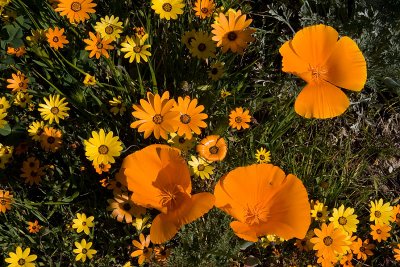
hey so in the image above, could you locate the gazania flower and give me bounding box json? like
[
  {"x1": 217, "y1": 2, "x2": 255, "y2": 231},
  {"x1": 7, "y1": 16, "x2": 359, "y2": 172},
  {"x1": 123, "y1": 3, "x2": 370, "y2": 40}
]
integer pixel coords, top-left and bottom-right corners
[
  {"x1": 40, "y1": 126, "x2": 63, "y2": 152},
  {"x1": 352, "y1": 238, "x2": 374, "y2": 261},
  {"x1": 370, "y1": 223, "x2": 391, "y2": 242},
  {"x1": 370, "y1": 198, "x2": 393, "y2": 225},
  {"x1": 173, "y1": 96, "x2": 208, "y2": 139},
  {"x1": 211, "y1": 10, "x2": 256, "y2": 53},
  {"x1": 214, "y1": 164, "x2": 310, "y2": 242},
  {"x1": 294, "y1": 230, "x2": 314, "y2": 252},
  {"x1": 167, "y1": 132, "x2": 196, "y2": 152},
  {"x1": 7, "y1": 46, "x2": 26, "y2": 57},
  {"x1": 38, "y1": 94, "x2": 70, "y2": 124},
  {"x1": 131, "y1": 233, "x2": 153, "y2": 265},
  {"x1": 94, "y1": 15, "x2": 123, "y2": 41},
  {"x1": 0, "y1": 97, "x2": 10, "y2": 113},
  {"x1": 121, "y1": 34, "x2": 152, "y2": 63},
  {"x1": 279, "y1": 24, "x2": 367, "y2": 119},
  {"x1": 391, "y1": 204, "x2": 400, "y2": 225},
  {"x1": 84, "y1": 32, "x2": 114, "y2": 59},
  {"x1": 93, "y1": 162, "x2": 111, "y2": 174},
  {"x1": 151, "y1": 0, "x2": 185, "y2": 20},
  {"x1": 310, "y1": 223, "x2": 351, "y2": 260},
  {"x1": 208, "y1": 61, "x2": 224, "y2": 80},
  {"x1": 229, "y1": 107, "x2": 251, "y2": 130},
  {"x1": 5, "y1": 247, "x2": 37, "y2": 267},
  {"x1": 311, "y1": 201, "x2": 329, "y2": 222},
  {"x1": 131, "y1": 91, "x2": 179, "y2": 140},
  {"x1": 154, "y1": 245, "x2": 170, "y2": 264},
  {"x1": 190, "y1": 31, "x2": 216, "y2": 59},
  {"x1": 83, "y1": 129, "x2": 123, "y2": 165},
  {"x1": 107, "y1": 194, "x2": 146, "y2": 223},
  {"x1": 182, "y1": 30, "x2": 197, "y2": 50},
  {"x1": 196, "y1": 135, "x2": 227, "y2": 161},
  {"x1": 13, "y1": 91, "x2": 33, "y2": 108},
  {"x1": 46, "y1": 27, "x2": 69, "y2": 50},
  {"x1": 28, "y1": 121, "x2": 46, "y2": 141},
  {"x1": 73, "y1": 239, "x2": 97, "y2": 262},
  {"x1": 329, "y1": 205, "x2": 359, "y2": 234},
  {"x1": 28, "y1": 220, "x2": 41, "y2": 233},
  {"x1": 72, "y1": 213, "x2": 94, "y2": 235},
  {"x1": 7, "y1": 71, "x2": 29, "y2": 93},
  {"x1": 21, "y1": 157, "x2": 44, "y2": 185},
  {"x1": 83, "y1": 73, "x2": 96, "y2": 86},
  {"x1": 55, "y1": 0, "x2": 96, "y2": 23},
  {"x1": 193, "y1": 0, "x2": 215, "y2": 19},
  {"x1": 0, "y1": 190, "x2": 13, "y2": 213},
  {"x1": 0, "y1": 145, "x2": 13, "y2": 170},
  {"x1": 255, "y1": 147, "x2": 271, "y2": 163},
  {"x1": 118, "y1": 144, "x2": 215, "y2": 244},
  {"x1": 188, "y1": 155, "x2": 214, "y2": 179},
  {"x1": 109, "y1": 96, "x2": 126, "y2": 115},
  {"x1": 394, "y1": 244, "x2": 400, "y2": 262}
]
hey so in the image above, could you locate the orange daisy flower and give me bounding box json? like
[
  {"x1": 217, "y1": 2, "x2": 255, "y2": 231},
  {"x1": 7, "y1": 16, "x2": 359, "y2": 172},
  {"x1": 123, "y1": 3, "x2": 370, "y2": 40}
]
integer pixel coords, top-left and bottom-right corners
[
  {"x1": 279, "y1": 24, "x2": 367, "y2": 119},
  {"x1": 6, "y1": 71, "x2": 29, "y2": 93},
  {"x1": 93, "y1": 162, "x2": 111, "y2": 174},
  {"x1": 172, "y1": 96, "x2": 208, "y2": 139},
  {"x1": 229, "y1": 107, "x2": 251, "y2": 130},
  {"x1": 131, "y1": 233, "x2": 153, "y2": 265},
  {"x1": 118, "y1": 144, "x2": 215, "y2": 244},
  {"x1": 83, "y1": 32, "x2": 114, "y2": 59},
  {"x1": 0, "y1": 190, "x2": 13, "y2": 213},
  {"x1": 131, "y1": 91, "x2": 179, "y2": 140},
  {"x1": 391, "y1": 204, "x2": 400, "y2": 226},
  {"x1": 107, "y1": 194, "x2": 146, "y2": 223},
  {"x1": 196, "y1": 135, "x2": 227, "y2": 162},
  {"x1": 7, "y1": 46, "x2": 26, "y2": 57},
  {"x1": 214, "y1": 163, "x2": 310, "y2": 242},
  {"x1": 46, "y1": 27, "x2": 69, "y2": 50},
  {"x1": 370, "y1": 223, "x2": 391, "y2": 242},
  {"x1": 351, "y1": 238, "x2": 374, "y2": 261},
  {"x1": 394, "y1": 244, "x2": 400, "y2": 262},
  {"x1": 55, "y1": 0, "x2": 97, "y2": 23},
  {"x1": 40, "y1": 126, "x2": 63, "y2": 152},
  {"x1": 211, "y1": 10, "x2": 256, "y2": 53},
  {"x1": 193, "y1": 0, "x2": 215, "y2": 19},
  {"x1": 28, "y1": 220, "x2": 42, "y2": 233}
]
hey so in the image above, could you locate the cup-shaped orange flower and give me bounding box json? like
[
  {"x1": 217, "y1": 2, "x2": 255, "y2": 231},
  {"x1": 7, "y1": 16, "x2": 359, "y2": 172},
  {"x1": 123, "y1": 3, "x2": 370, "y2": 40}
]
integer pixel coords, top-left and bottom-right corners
[
  {"x1": 279, "y1": 24, "x2": 367, "y2": 119},
  {"x1": 196, "y1": 135, "x2": 227, "y2": 162},
  {"x1": 214, "y1": 164, "x2": 310, "y2": 242},
  {"x1": 118, "y1": 144, "x2": 215, "y2": 244}
]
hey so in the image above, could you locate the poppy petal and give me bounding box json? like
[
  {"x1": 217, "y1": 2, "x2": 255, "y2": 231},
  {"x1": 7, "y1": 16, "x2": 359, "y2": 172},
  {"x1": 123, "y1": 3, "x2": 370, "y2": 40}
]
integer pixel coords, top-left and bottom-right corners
[
  {"x1": 230, "y1": 221, "x2": 258, "y2": 242},
  {"x1": 175, "y1": 192, "x2": 215, "y2": 226},
  {"x1": 150, "y1": 213, "x2": 179, "y2": 244},
  {"x1": 279, "y1": 40, "x2": 311, "y2": 83}
]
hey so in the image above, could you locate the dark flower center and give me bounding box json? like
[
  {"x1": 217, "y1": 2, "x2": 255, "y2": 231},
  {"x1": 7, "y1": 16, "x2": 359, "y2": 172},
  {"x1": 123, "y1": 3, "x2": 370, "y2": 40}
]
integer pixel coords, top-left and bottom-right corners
[
  {"x1": 209, "y1": 146, "x2": 219, "y2": 154},
  {"x1": 360, "y1": 247, "x2": 365, "y2": 252},
  {"x1": 98, "y1": 145, "x2": 109, "y2": 154},
  {"x1": 227, "y1": 31, "x2": 237, "y2": 41},
  {"x1": 197, "y1": 43, "x2": 206, "y2": 52},
  {"x1": 71, "y1": 2, "x2": 82, "y2": 12},
  {"x1": 18, "y1": 259, "x2": 26, "y2": 265},
  {"x1": 162, "y1": 3, "x2": 172, "y2": 12},
  {"x1": 82, "y1": 222, "x2": 86, "y2": 226},
  {"x1": 211, "y1": 68, "x2": 218, "y2": 75},
  {"x1": 0, "y1": 104, "x2": 3, "y2": 109},
  {"x1": 376, "y1": 229, "x2": 382, "y2": 234},
  {"x1": 0, "y1": 199, "x2": 6, "y2": 205},
  {"x1": 152, "y1": 114, "x2": 163, "y2": 124},
  {"x1": 338, "y1": 216, "x2": 347, "y2": 225},
  {"x1": 316, "y1": 212, "x2": 323, "y2": 218},
  {"x1": 178, "y1": 137, "x2": 186, "y2": 144},
  {"x1": 201, "y1": 7, "x2": 209, "y2": 14},
  {"x1": 197, "y1": 164, "x2": 205, "y2": 171},
  {"x1": 180, "y1": 114, "x2": 191, "y2": 124},
  {"x1": 235, "y1": 117, "x2": 242, "y2": 123},
  {"x1": 50, "y1": 107, "x2": 59, "y2": 114},
  {"x1": 123, "y1": 203, "x2": 131, "y2": 211},
  {"x1": 259, "y1": 155, "x2": 265, "y2": 160},
  {"x1": 18, "y1": 82, "x2": 25, "y2": 87},
  {"x1": 323, "y1": 236, "x2": 333, "y2": 246},
  {"x1": 82, "y1": 248, "x2": 87, "y2": 254},
  {"x1": 374, "y1": 211, "x2": 381, "y2": 218},
  {"x1": 105, "y1": 25, "x2": 114, "y2": 34},
  {"x1": 53, "y1": 36, "x2": 59, "y2": 43},
  {"x1": 97, "y1": 43, "x2": 103, "y2": 49},
  {"x1": 133, "y1": 46, "x2": 142, "y2": 53},
  {"x1": 47, "y1": 137, "x2": 56, "y2": 144},
  {"x1": 396, "y1": 213, "x2": 400, "y2": 220}
]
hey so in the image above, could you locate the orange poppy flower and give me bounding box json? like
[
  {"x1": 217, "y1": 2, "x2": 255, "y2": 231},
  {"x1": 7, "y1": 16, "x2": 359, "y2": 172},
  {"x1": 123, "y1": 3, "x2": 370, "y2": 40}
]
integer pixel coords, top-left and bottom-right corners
[
  {"x1": 196, "y1": 135, "x2": 227, "y2": 162},
  {"x1": 172, "y1": 96, "x2": 208, "y2": 139},
  {"x1": 7, "y1": 46, "x2": 26, "y2": 57},
  {"x1": 83, "y1": 32, "x2": 114, "y2": 59},
  {"x1": 214, "y1": 164, "x2": 310, "y2": 242},
  {"x1": 229, "y1": 107, "x2": 251, "y2": 130},
  {"x1": 6, "y1": 71, "x2": 29, "y2": 93},
  {"x1": 118, "y1": 144, "x2": 215, "y2": 244},
  {"x1": 55, "y1": 0, "x2": 97, "y2": 24},
  {"x1": 279, "y1": 24, "x2": 367, "y2": 119},
  {"x1": 46, "y1": 27, "x2": 69, "y2": 50},
  {"x1": 131, "y1": 91, "x2": 179, "y2": 140}
]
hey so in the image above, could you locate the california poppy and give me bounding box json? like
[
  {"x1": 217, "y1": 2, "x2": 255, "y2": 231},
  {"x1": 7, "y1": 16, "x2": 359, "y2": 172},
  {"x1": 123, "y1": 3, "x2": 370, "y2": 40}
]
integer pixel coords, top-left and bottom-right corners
[
  {"x1": 279, "y1": 24, "x2": 367, "y2": 119},
  {"x1": 118, "y1": 144, "x2": 215, "y2": 244},
  {"x1": 214, "y1": 164, "x2": 310, "y2": 242},
  {"x1": 196, "y1": 135, "x2": 227, "y2": 162}
]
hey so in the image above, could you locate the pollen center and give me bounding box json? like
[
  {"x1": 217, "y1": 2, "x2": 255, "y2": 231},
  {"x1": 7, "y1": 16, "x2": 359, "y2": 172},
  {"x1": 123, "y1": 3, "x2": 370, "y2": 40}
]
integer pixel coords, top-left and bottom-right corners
[
  {"x1": 82, "y1": 248, "x2": 87, "y2": 254},
  {"x1": 316, "y1": 212, "x2": 323, "y2": 218},
  {"x1": 152, "y1": 114, "x2": 163, "y2": 124},
  {"x1": 98, "y1": 145, "x2": 109, "y2": 154},
  {"x1": 133, "y1": 46, "x2": 142, "y2": 53},
  {"x1": 209, "y1": 146, "x2": 219, "y2": 154},
  {"x1": 309, "y1": 65, "x2": 327, "y2": 81},
  {"x1": 18, "y1": 259, "x2": 26, "y2": 266},
  {"x1": 198, "y1": 43, "x2": 206, "y2": 52},
  {"x1": 374, "y1": 211, "x2": 381, "y2": 218},
  {"x1": 71, "y1": 2, "x2": 82, "y2": 12},
  {"x1": 123, "y1": 203, "x2": 131, "y2": 211},
  {"x1": 227, "y1": 31, "x2": 237, "y2": 41},
  {"x1": 235, "y1": 117, "x2": 242, "y2": 123},
  {"x1": 53, "y1": 36, "x2": 59, "y2": 42},
  {"x1": 243, "y1": 203, "x2": 268, "y2": 225},
  {"x1": 47, "y1": 137, "x2": 55, "y2": 144},
  {"x1": 201, "y1": 7, "x2": 209, "y2": 14},
  {"x1": 197, "y1": 164, "x2": 205, "y2": 171},
  {"x1": 97, "y1": 43, "x2": 103, "y2": 49},
  {"x1": 376, "y1": 229, "x2": 382, "y2": 234},
  {"x1": 323, "y1": 236, "x2": 333, "y2": 246},
  {"x1": 259, "y1": 155, "x2": 265, "y2": 160},
  {"x1": 105, "y1": 25, "x2": 114, "y2": 34},
  {"x1": 162, "y1": 3, "x2": 173, "y2": 12},
  {"x1": 0, "y1": 199, "x2": 6, "y2": 205},
  {"x1": 18, "y1": 82, "x2": 25, "y2": 87},
  {"x1": 180, "y1": 114, "x2": 191, "y2": 124},
  {"x1": 338, "y1": 216, "x2": 347, "y2": 225},
  {"x1": 159, "y1": 185, "x2": 185, "y2": 209},
  {"x1": 50, "y1": 107, "x2": 59, "y2": 114},
  {"x1": 82, "y1": 222, "x2": 86, "y2": 226}
]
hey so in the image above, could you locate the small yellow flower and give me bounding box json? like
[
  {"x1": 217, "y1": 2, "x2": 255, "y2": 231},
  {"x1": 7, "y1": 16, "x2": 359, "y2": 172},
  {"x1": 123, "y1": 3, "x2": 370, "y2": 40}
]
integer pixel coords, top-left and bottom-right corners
[
  {"x1": 38, "y1": 94, "x2": 70, "y2": 124},
  {"x1": 83, "y1": 74, "x2": 96, "y2": 86},
  {"x1": 255, "y1": 147, "x2": 271, "y2": 164},
  {"x1": 370, "y1": 199, "x2": 393, "y2": 225},
  {"x1": 329, "y1": 205, "x2": 359, "y2": 234},
  {"x1": 84, "y1": 129, "x2": 123, "y2": 165},
  {"x1": 132, "y1": 215, "x2": 152, "y2": 232},
  {"x1": 311, "y1": 201, "x2": 329, "y2": 222},
  {"x1": 220, "y1": 89, "x2": 231, "y2": 98},
  {"x1": 72, "y1": 213, "x2": 95, "y2": 235},
  {"x1": 73, "y1": 239, "x2": 97, "y2": 262},
  {"x1": 188, "y1": 155, "x2": 214, "y2": 180},
  {"x1": 121, "y1": 34, "x2": 152, "y2": 63},
  {"x1": 13, "y1": 91, "x2": 33, "y2": 108},
  {"x1": 4, "y1": 246, "x2": 37, "y2": 267},
  {"x1": 109, "y1": 96, "x2": 126, "y2": 115}
]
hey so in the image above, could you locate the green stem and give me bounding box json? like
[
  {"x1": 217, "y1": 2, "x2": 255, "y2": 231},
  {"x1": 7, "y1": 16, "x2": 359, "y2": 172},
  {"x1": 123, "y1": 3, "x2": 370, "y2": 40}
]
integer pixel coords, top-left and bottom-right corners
[
  {"x1": 56, "y1": 51, "x2": 86, "y2": 75},
  {"x1": 136, "y1": 62, "x2": 145, "y2": 95},
  {"x1": 15, "y1": 0, "x2": 40, "y2": 29},
  {"x1": 33, "y1": 70, "x2": 64, "y2": 95}
]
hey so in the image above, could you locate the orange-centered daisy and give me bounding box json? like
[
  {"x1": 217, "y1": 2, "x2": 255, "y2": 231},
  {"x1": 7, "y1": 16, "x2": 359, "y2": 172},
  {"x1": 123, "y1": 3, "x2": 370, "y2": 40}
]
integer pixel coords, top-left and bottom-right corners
[
  {"x1": 46, "y1": 27, "x2": 69, "y2": 50},
  {"x1": 84, "y1": 32, "x2": 114, "y2": 59},
  {"x1": 55, "y1": 0, "x2": 97, "y2": 24},
  {"x1": 279, "y1": 24, "x2": 367, "y2": 119}
]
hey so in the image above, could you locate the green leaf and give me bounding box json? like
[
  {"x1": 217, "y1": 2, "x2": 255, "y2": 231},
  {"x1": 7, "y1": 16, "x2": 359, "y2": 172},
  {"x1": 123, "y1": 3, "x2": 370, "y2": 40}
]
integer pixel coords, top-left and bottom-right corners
[{"x1": 0, "y1": 124, "x2": 11, "y2": 136}]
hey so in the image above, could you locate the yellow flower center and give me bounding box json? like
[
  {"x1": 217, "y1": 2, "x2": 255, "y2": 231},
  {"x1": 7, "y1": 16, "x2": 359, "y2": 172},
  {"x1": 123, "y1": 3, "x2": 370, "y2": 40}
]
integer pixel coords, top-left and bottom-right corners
[
  {"x1": 98, "y1": 145, "x2": 109, "y2": 154},
  {"x1": 47, "y1": 137, "x2": 55, "y2": 144},
  {"x1": 133, "y1": 46, "x2": 142, "y2": 53},
  {"x1": 338, "y1": 216, "x2": 347, "y2": 225},
  {"x1": 197, "y1": 164, "x2": 205, "y2": 171},
  {"x1": 71, "y1": 2, "x2": 82, "y2": 12},
  {"x1": 180, "y1": 114, "x2": 191, "y2": 124},
  {"x1": 209, "y1": 146, "x2": 219, "y2": 154},
  {"x1": 309, "y1": 65, "x2": 327, "y2": 81},
  {"x1": 323, "y1": 236, "x2": 333, "y2": 246},
  {"x1": 18, "y1": 259, "x2": 25, "y2": 266},
  {"x1": 162, "y1": 3, "x2": 172, "y2": 12},
  {"x1": 227, "y1": 31, "x2": 237, "y2": 41},
  {"x1": 50, "y1": 107, "x2": 59, "y2": 114},
  {"x1": 152, "y1": 114, "x2": 163, "y2": 124},
  {"x1": 235, "y1": 116, "x2": 242, "y2": 123},
  {"x1": 197, "y1": 43, "x2": 206, "y2": 52},
  {"x1": 82, "y1": 248, "x2": 87, "y2": 254},
  {"x1": 53, "y1": 36, "x2": 59, "y2": 43},
  {"x1": 105, "y1": 25, "x2": 114, "y2": 34},
  {"x1": 376, "y1": 229, "x2": 382, "y2": 234},
  {"x1": 201, "y1": 7, "x2": 209, "y2": 14},
  {"x1": 374, "y1": 211, "x2": 381, "y2": 218},
  {"x1": 243, "y1": 203, "x2": 268, "y2": 225}
]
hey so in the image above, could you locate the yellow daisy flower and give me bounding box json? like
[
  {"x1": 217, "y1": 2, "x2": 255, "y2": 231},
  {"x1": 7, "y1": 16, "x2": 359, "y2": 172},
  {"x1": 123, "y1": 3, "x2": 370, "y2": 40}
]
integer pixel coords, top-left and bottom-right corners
[
  {"x1": 83, "y1": 73, "x2": 96, "y2": 86},
  {"x1": 28, "y1": 121, "x2": 46, "y2": 141},
  {"x1": 83, "y1": 129, "x2": 123, "y2": 165},
  {"x1": 0, "y1": 96, "x2": 11, "y2": 113},
  {"x1": 182, "y1": 29, "x2": 197, "y2": 50},
  {"x1": 94, "y1": 15, "x2": 123, "y2": 41},
  {"x1": 0, "y1": 111, "x2": 7, "y2": 129},
  {"x1": 72, "y1": 213, "x2": 95, "y2": 235},
  {"x1": 190, "y1": 31, "x2": 216, "y2": 59},
  {"x1": 255, "y1": 147, "x2": 271, "y2": 163},
  {"x1": 38, "y1": 94, "x2": 70, "y2": 124},
  {"x1": 151, "y1": 0, "x2": 185, "y2": 20},
  {"x1": 121, "y1": 34, "x2": 152, "y2": 63},
  {"x1": 109, "y1": 96, "x2": 126, "y2": 115},
  {"x1": 13, "y1": 91, "x2": 33, "y2": 108},
  {"x1": 370, "y1": 199, "x2": 393, "y2": 225},
  {"x1": 0, "y1": 145, "x2": 13, "y2": 170},
  {"x1": 4, "y1": 246, "x2": 37, "y2": 267},
  {"x1": 188, "y1": 155, "x2": 214, "y2": 180},
  {"x1": 220, "y1": 88, "x2": 231, "y2": 98},
  {"x1": 311, "y1": 201, "x2": 329, "y2": 222},
  {"x1": 208, "y1": 61, "x2": 224, "y2": 80},
  {"x1": 167, "y1": 132, "x2": 196, "y2": 152},
  {"x1": 329, "y1": 204, "x2": 359, "y2": 234},
  {"x1": 73, "y1": 239, "x2": 97, "y2": 262}
]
